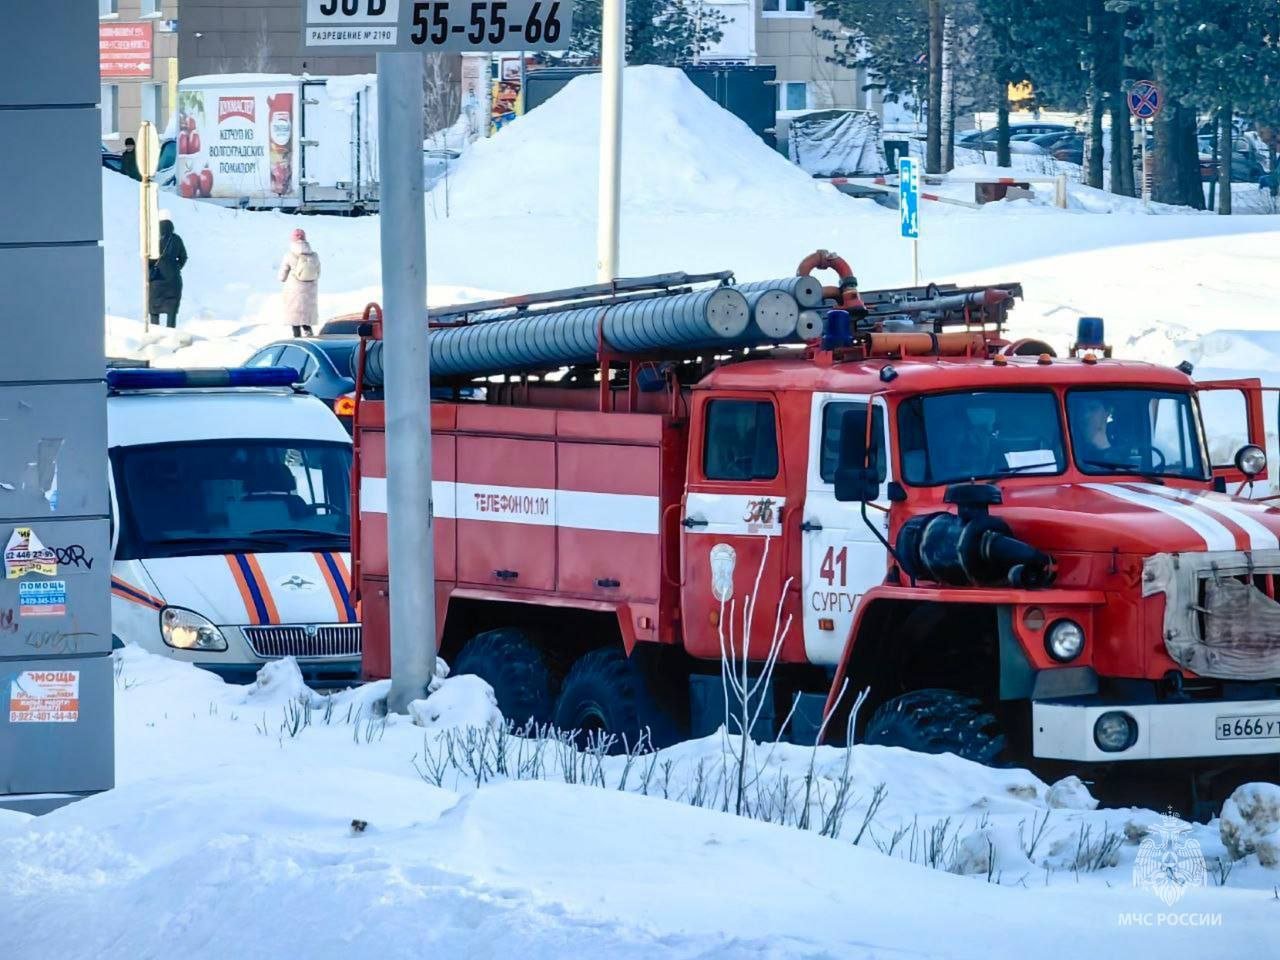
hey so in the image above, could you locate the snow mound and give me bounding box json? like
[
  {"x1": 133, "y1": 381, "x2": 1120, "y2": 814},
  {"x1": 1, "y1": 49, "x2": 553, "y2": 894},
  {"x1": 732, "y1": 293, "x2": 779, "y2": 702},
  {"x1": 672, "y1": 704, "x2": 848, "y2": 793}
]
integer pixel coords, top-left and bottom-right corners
[
  {"x1": 233, "y1": 656, "x2": 320, "y2": 707},
  {"x1": 1047, "y1": 775, "x2": 1098, "y2": 810},
  {"x1": 409, "y1": 674, "x2": 502, "y2": 730},
  {"x1": 1220, "y1": 782, "x2": 1280, "y2": 866},
  {"x1": 435, "y1": 65, "x2": 847, "y2": 219},
  {"x1": 950, "y1": 824, "x2": 1034, "y2": 877}
]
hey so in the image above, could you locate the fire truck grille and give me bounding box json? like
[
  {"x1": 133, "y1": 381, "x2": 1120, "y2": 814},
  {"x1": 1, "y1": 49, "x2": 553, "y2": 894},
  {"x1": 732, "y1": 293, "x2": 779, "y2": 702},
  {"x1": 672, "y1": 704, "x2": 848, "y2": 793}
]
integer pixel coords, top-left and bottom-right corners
[{"x1": 243, "y1": 625, "x2": 362, "y2": 659}]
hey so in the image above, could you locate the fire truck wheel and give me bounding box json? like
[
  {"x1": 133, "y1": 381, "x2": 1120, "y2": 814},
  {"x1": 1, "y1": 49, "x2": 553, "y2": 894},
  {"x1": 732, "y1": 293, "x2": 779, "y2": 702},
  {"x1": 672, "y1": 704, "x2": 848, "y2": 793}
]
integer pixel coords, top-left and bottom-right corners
[
  {"x1": 451, "y1": 628, "x2": 554, "y2": 728},
  {"x1": 862, "y1": 688, "x2": 1007, "y2": 766},
  {"x1": 552, "y1": 648, "x2": 678, "y2": 752}
]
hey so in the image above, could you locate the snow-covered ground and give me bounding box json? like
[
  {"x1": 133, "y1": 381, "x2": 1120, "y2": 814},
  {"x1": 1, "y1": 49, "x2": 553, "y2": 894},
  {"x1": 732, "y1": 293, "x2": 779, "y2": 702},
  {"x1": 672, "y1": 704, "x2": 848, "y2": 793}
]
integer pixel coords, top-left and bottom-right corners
[
  {"x1": 105, "y1": 67, "x2": 1279, "y2": 376},
  {"x1": 3, "y1": 647, "x2": 1277, "y2": 959}
]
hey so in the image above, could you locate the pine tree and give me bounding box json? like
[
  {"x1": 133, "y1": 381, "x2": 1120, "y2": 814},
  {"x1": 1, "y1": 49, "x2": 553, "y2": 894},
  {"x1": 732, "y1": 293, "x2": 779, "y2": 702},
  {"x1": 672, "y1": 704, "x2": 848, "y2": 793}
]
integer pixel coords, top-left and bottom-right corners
[{"x1": 568, "y1": 0, "x2": 728, "y2": 66}]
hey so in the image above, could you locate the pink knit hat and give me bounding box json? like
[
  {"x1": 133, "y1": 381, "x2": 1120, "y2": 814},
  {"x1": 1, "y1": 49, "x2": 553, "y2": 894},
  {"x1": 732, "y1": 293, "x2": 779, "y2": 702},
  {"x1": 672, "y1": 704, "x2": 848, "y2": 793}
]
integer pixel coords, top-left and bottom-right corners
[{"x1": 292, "y1": 228, "x2": 306, "y2": 241}]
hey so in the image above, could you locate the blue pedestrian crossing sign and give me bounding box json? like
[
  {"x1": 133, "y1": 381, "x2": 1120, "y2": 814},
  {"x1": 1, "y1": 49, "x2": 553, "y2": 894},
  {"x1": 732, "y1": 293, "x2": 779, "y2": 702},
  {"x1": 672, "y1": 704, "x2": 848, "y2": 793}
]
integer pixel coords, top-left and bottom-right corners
[{"x1": 899, "y1": 157, "x2": 919, "y2": 239}]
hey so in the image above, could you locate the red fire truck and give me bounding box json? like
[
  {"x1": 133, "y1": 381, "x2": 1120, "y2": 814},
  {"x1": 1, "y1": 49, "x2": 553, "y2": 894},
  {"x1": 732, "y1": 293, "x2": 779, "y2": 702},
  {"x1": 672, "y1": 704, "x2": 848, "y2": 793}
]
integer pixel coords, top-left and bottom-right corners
[{"x1": 349, "y1": 258, "x2": 1280, "y2": 800}]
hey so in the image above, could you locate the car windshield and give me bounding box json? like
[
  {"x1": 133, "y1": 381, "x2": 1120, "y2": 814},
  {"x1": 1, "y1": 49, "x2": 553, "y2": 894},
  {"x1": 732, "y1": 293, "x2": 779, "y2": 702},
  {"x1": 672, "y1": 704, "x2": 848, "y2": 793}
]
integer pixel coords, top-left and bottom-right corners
[
  {"x1": 898, "y1": 390, "x2": 1066, "y2": 485},
  {"x1": 113, "y1": 439, "x2": 351, "y2": 559},
  {"x1": 1066, "y1": 388, "x2": 1207, "y2": 480}
]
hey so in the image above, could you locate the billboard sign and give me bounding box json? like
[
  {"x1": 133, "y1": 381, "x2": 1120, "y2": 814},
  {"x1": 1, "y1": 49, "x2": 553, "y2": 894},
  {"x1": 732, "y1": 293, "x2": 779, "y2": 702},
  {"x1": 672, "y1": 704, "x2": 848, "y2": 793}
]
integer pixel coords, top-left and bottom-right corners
[{"x1": 100, "y1": 22, "x2": 153, "y2": 79}]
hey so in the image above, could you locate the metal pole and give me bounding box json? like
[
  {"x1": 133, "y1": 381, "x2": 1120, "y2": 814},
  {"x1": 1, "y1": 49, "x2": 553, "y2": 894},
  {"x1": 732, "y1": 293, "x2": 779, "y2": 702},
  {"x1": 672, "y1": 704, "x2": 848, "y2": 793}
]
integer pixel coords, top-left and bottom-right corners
[
  {"x1": 596, "y1": 0, "x2": 625, "y2": 282},
  {"x1": 1141, "y1": 119, "x2": 1150, "y2": 207},
  {"x1": 378, "y1": 52, "x2": 437, "y2": 714},
  {"x1": 912, "y1": 238, "x2": 919, "y2": 287}
]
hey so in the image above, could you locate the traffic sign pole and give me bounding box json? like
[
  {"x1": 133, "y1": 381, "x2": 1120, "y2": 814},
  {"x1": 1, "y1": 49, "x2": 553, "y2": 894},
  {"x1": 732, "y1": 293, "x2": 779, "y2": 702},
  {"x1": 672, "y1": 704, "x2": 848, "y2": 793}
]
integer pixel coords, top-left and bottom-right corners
[
  {"x1": 899, "y1": 156, "x2": 920, "y2": 285},
  {"x1": 377, "y1": 51, "x2": 436, "y2": 714},
  {"x1": 300, "y1": 0, "x2": 574, "y2": 712},
  {"x1": 1127, "y1": 81, "x2": 1161, "y2": 208}
]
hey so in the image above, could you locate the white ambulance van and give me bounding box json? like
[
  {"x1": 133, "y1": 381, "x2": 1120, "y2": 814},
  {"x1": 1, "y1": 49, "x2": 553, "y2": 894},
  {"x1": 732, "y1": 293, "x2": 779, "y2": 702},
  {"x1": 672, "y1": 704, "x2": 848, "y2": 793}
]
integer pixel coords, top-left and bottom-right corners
[{"x1": 107, "y1": 367, "x2": 360, "y2": 686}]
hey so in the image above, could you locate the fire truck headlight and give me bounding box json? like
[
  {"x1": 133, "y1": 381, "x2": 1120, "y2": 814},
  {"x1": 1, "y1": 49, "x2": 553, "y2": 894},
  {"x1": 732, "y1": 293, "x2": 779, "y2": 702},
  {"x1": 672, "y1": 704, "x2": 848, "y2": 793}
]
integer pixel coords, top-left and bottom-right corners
[
  {"x1": 1235, "y1": 444, "x2": 1266, "y2": 478},
  {"x1": 1045, "y1": 619, "x2": 1085, "y2": 662},
  {"x1": 160, "y1": 606, "x2": 228, "y2": 651},
  {"x1": 1093, "y1": 711, "x2": 1138, "y2": 753}
]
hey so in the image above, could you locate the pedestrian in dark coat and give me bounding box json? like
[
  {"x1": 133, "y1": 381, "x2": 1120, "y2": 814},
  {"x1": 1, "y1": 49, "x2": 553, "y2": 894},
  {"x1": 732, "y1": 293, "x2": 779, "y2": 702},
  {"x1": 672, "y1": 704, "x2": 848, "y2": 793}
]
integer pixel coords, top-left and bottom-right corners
[
  {"x1": 121, "y1": 137, "x2": 142, "y2": 181},
  {"x1": 148, "y1": 215, "x2": 188, "y2": 328}
]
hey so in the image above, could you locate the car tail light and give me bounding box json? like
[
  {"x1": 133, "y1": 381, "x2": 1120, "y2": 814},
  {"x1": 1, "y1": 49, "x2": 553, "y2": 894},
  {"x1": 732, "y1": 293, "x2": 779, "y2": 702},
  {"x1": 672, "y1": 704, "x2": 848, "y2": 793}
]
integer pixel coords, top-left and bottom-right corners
[{"x1": 335, "y1": 393, "x2": 356, "y2": 417}]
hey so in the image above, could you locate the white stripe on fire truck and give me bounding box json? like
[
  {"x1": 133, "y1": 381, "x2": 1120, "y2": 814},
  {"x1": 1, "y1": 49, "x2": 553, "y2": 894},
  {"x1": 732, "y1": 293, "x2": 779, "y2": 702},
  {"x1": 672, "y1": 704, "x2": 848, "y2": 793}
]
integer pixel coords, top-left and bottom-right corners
[
  {"x1": 359, "y1": 477, "x2": 457, "y2": 519},
  {"x1": 360, "y1": 477, "x2": 659, "y2": 534},
  {"x1": 1130, "y1": 483, "x2": 1280, "y2": 551},
  {"x1": 1081, "y1": 482, "x2": 1237, "y2": 551}
]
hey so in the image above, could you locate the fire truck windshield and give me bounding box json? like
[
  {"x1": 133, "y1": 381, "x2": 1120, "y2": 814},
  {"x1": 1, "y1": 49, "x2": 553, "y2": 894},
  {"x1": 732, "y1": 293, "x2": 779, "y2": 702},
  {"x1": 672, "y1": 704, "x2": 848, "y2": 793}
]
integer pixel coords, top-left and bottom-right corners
[
  {"x1": 898, "y1": 390, "x2": 1066, "y2": 485},
  {"x1": 111, "y1": 439, "x2": 351, "y2": 560},
  {"x1": 1066, "y1": 388, "x2": 1208, "y2": 480}
]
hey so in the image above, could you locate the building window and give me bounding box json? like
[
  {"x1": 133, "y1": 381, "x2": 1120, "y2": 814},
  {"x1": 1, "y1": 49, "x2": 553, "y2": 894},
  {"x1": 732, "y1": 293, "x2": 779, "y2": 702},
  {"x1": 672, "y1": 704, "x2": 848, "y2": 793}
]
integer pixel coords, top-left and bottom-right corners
[
  {"x1": 142, "y1": 83, "x2": 164, "y2": 127},
  {"x1": 140, "y1": 0, "x2": 161, "y2": 15},
  {"x1": 780, "y1": 82, "x2": 808, "y2": 111},
  {"x1": 101, "y1": 84, "x2": 119, "y2": 138},
  {"x1": 99, "y1": 0, "x2": 118, "y2": 17},
  {"x1": 763, "y1": 0, "x2": 810, "y2": 15}
]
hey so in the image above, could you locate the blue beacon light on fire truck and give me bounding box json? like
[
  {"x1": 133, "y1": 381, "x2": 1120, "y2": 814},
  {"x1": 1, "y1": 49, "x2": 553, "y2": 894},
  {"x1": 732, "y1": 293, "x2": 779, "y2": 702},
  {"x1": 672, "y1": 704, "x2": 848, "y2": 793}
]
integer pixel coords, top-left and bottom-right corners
[{"x1": 106, "y1": 367, "x2": 301, "y2": 391}]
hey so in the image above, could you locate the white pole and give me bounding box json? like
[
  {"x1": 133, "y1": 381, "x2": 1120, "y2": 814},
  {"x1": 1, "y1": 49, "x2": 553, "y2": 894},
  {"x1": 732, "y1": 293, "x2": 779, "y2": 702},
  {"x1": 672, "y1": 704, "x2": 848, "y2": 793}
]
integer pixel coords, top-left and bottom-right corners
[
  {"x1": 1054, "y1": 173, "x2": 1067, "y2": 209},
  {"x1": 378, "y1": 52, "x2": 437, "y2": 714},
  {"x1": 596, "y1": 0, "x2": 625, "y2": 282},
  {"x1": 1141, "y1": 119, "x2": 1150, "y2": 207},
  {"x1": 912, "y1": 238, "x2": 919, "y2": 287}
]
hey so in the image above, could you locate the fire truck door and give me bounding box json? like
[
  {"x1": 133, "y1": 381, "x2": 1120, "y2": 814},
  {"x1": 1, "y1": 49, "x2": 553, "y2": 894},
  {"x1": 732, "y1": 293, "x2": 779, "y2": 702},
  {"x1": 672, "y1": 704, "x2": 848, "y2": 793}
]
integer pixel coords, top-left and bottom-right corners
[
  {"x1": 680, "y1": 395, "x2": 787, "y2": 661},
  {"x1": 801, "y1": 394, "x2": 890, "y2": 666}
]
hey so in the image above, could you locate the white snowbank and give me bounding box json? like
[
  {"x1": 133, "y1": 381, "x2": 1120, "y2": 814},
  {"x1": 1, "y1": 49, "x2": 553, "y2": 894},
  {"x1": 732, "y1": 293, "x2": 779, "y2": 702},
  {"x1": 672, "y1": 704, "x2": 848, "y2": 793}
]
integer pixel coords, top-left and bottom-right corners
[
  {"x1": 1220, "y1": 782, "x2": 1280, "y2": 866},
  {"x1": 3, "y1": 646, "x2": 1277, "y2": 958},
  {"x1": 409, "y1": 674, "x2": 502, "y2": 730},
  {"x1": 434, "y1": 65, "x2": 849, "y2": 219}
]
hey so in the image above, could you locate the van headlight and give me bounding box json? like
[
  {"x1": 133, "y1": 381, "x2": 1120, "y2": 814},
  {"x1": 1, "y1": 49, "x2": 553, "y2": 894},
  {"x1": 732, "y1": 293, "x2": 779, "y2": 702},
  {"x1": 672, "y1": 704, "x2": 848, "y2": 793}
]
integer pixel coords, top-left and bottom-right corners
[
  {"x1": 160, "y1": 606, "x2": 228, "y2": 651},
  {"x1": 1045, "y1": 619, "x2": 1085, "y2": 662}
]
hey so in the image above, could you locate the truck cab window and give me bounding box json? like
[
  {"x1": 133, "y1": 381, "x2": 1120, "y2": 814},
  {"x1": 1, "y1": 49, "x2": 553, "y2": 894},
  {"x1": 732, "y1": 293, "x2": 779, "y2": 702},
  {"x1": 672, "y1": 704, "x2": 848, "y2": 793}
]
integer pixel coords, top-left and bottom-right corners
[
  {"x1": 821, "y1": 401, "x2": 886, "y2": 483},
  {"x1": 704, "y1": 399, "x2": 779, "y2": 481}
]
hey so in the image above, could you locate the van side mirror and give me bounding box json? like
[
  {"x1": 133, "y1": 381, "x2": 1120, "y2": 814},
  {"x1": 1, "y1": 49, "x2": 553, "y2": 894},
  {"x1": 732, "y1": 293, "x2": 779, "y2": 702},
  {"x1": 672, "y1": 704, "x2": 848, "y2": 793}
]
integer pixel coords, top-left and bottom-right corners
[{"x1": 834, "y1": 408, "x2": 879, "y2": 502}]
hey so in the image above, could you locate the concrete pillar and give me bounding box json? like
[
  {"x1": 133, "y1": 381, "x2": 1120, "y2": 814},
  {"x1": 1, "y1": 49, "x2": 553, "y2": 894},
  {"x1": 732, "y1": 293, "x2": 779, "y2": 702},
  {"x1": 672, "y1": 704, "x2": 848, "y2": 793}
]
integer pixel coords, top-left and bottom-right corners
[{"x1": 0, "y1": 0, "x2": 114, "y2": 814}]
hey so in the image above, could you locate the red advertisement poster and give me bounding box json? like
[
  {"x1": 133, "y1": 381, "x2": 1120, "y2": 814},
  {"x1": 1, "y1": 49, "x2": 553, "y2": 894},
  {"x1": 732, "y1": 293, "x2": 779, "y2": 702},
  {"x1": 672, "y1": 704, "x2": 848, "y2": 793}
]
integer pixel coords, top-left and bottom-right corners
[{"x1": 100, "y1": 22, "x2": 153, "y2": 79}]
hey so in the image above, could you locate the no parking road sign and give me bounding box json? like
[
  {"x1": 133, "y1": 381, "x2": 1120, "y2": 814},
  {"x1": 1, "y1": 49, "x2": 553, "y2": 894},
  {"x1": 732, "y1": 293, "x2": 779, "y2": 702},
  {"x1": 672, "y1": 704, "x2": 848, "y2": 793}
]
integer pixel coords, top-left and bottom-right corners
[{"x1": 1127, "y1": 80, "x2": 1162, "y2": 120}]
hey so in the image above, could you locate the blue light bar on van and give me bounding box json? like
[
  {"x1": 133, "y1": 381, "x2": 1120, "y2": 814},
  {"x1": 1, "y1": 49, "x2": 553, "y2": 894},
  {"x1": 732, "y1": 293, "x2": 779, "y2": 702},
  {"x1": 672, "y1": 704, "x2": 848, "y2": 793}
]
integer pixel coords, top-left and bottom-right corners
[{"x1": 107, "y1": 367, "x2": 301, "y2": 390}]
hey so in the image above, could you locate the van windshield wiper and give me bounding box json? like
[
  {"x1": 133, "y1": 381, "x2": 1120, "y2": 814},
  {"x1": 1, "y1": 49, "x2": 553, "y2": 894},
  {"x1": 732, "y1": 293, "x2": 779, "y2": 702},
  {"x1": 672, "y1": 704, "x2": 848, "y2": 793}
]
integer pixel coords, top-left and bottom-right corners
[
  {"x1": 248, "y1": 528, "x2": 347, "y2": 541},
  {"x1": 153, "y1": 536, "x2": 290, "y2": 552},
  {"x1": 1080, "y1": 459, "x2": 1166, "y2": 485}
]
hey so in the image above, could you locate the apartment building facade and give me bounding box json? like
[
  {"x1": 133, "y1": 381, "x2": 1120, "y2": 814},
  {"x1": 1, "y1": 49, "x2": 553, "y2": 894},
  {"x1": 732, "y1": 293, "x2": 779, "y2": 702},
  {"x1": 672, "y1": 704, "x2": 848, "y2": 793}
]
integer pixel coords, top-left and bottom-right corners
[
  {"x1": 704, "y1": 0, "x2": 874, "y2": 114},
  {"x1": 98, "y1": 0, "x2": 179, "y2": 145}
]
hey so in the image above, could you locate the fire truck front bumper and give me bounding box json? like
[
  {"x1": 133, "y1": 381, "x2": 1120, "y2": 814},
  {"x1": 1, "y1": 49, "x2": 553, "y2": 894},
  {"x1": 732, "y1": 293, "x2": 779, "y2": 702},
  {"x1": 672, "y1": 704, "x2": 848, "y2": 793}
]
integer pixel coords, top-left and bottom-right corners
[{"x1": 1032, "y1": 697, "x2": 1280, "y2": 762}]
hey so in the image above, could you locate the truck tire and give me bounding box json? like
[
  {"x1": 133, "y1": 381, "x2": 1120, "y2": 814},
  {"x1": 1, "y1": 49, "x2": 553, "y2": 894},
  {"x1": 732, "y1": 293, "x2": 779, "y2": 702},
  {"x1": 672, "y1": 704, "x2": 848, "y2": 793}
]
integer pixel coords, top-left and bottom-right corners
[
  {"x1": 862, "y1": 688, "x2": 1006, "y2": 766},
  {"x1": 451, "y1": 628, "x2": 553, "y2": 728},
  {"x1": 552, "y1": 647, "x2": 678, "y2": 751}
]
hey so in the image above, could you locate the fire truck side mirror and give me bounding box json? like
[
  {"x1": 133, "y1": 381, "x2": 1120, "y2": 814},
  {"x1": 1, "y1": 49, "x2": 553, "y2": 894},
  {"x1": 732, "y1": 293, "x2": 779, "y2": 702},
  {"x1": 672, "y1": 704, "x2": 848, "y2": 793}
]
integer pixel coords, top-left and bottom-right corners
[{"x1": 834, "y1": 408, "x2": 879, "y2": 503}]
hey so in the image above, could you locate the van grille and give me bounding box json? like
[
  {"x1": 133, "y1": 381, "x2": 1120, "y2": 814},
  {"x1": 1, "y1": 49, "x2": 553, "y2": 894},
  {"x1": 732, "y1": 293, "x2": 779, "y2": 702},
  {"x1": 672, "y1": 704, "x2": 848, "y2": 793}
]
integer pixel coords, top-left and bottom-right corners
[{"x1": 243, "y1": 624, "x2": 361, "y2": 659}]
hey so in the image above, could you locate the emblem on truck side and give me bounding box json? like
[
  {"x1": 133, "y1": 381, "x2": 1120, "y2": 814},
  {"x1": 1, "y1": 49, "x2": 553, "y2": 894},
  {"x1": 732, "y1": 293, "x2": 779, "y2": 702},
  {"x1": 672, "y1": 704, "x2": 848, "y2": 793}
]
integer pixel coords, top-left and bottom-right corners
[
  {"x1": 742, "y1": 498, "x2": 777, "y2": 533},
  {"x1": 710, "y1": 543, "x2": 737, "y2": 602},
  {"x1": 278, "y1": 574, "x2": 316, "y2": 591}
]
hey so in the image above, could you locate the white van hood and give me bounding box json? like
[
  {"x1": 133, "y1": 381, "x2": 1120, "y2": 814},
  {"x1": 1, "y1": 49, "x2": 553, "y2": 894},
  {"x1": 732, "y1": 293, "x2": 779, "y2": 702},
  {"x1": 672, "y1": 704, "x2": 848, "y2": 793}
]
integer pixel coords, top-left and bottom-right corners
[{"x1": 141, "y1": 552, "x2": 356, "y2": 626}]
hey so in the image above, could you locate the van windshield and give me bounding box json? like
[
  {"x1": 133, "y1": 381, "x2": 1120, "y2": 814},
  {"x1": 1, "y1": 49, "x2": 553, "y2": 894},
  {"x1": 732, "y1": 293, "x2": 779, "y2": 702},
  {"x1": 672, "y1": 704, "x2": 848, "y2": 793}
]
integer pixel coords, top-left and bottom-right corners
[{"x1": 112, "y1": 440, "x2": 351, "y2": 560}]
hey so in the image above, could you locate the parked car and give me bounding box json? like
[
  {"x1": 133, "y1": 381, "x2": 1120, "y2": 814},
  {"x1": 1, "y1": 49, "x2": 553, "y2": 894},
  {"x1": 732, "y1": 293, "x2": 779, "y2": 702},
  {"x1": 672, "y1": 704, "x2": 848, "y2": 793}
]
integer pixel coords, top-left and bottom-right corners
[
  {"x1": 957, "y1": 123, "x2": 1074, "y2": 149},
  {"x1": 101, "y1": 143, "x2": 122, "y2": 173},
  {"x1": 245, "y1": 338, "x2": 359, "y2": 431},
  {"x1": 1197, "y1": 135, "x2": 1268, "y2": 183},
  {"x1": 1033, "y1": 131, "x2": 1084, "y2": 165},
  {"x1": 424, "y1": 148, "x2": 462, "y2": 192}
]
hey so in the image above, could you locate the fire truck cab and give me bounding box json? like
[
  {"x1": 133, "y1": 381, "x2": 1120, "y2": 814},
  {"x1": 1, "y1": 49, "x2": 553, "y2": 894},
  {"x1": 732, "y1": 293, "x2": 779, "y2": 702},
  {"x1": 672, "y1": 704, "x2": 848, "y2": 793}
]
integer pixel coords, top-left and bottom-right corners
[{"x1": 352, "y1": 268, "x2": 1280, "y2": 801}]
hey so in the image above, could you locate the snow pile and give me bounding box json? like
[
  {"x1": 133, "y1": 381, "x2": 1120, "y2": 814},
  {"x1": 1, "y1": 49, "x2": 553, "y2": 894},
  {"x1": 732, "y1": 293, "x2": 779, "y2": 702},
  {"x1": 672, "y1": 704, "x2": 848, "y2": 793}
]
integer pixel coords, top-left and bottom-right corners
[
  {"x1": 434, "y1": 66, "x2": 848, "y2": 219},
  {"x1": 1047, "y1": 775, "x2": 1099, "y2": 810},
  {"x1": 3, "y1": 646, "x2": 1278, "y2": 957},
  {"x1": 1220, "y1": 782, "x2": 1280, "y2": 867},
  {"x1": 409, "y1": 675, "x2": 502, "y2": 730}
]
